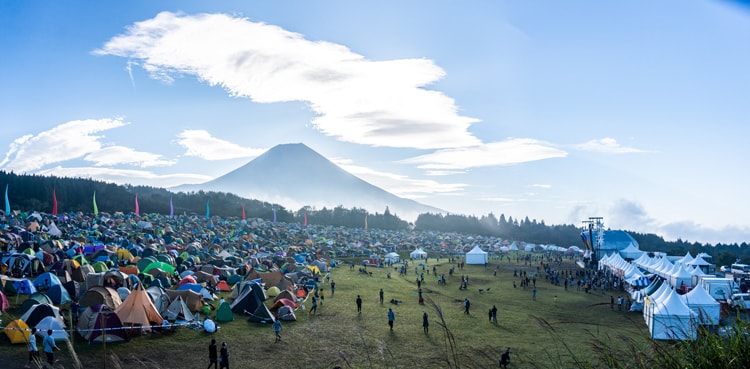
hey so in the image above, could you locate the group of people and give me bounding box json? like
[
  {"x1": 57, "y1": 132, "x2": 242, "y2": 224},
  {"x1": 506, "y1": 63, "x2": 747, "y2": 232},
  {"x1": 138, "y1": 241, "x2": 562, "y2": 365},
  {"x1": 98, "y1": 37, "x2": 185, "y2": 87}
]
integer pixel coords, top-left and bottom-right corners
[
  {"x1": 206, "y1": 339, "x2": 231, "y2": 369},
  {"x1": 26, "y1": 328, "x2": 60, "y2": 367}
]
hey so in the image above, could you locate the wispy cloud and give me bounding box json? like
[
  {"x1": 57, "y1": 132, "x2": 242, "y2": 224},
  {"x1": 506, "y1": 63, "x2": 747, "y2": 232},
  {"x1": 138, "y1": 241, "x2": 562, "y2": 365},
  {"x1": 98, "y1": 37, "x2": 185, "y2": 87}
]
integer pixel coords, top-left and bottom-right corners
[
  {"x1": 36, "y1": 166, "x2": 212, "y2": 188},
  {"x1": 332, "y1": 158, "x2": 466, "y2": 198},
  {"x1": 94, "y1": 12, "x2": 482, "y2": 150},
  {"x1": 401, "y1": 139, "x2": 567, "y2": 170},
  {"x1": 84, "y1": 146, "x2": 176, "y2": 167},
  {"x1": 530, "y1": 184, "x2": 551, "y2": 189},
  {"x1": 176, "y1": 130, "x2": 266, "y2": 160},
  {"x1": 0, "y1": 118, "x2": 129, "y2": 172},
  {"x1": 574, "y1": 138, "x2": 647, "y2": 154}
]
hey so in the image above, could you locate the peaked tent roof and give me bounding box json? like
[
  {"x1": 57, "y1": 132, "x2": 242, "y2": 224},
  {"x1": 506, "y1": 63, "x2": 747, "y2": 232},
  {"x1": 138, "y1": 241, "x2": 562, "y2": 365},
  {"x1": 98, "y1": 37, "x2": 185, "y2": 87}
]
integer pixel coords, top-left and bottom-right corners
[
  {"x1": 114, "y1": 283, "x2": 163, "y2": 331},
  {"x1": 3, "y1": 319, "x2": 31, "y2": 344},
  {"x1": 165, "y1": 296, "x2": 195, "y2": 322}
]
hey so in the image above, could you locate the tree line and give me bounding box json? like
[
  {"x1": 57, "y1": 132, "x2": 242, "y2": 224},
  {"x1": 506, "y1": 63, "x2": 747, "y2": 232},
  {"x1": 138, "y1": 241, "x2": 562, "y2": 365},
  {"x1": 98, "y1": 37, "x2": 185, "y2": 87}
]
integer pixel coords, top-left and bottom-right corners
[{"x1": 2, "y1": 171, "x2": 748, "y2": 264}]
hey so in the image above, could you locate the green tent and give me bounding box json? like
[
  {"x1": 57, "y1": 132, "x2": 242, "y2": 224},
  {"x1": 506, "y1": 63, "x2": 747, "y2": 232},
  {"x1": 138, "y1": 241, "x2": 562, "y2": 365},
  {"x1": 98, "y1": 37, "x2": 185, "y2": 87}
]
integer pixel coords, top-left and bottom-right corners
[
  {"x1": 214, "y1": 301, "x2": 234, "y2": 322},
  {"x1": 142, "y1": 261, "x2": 175, "y2": 275},
  {"x1": 137, "y1": 256, "x2": 158, "y2": 272},
  {"x1": 91, "y1": 261, "x2": 108, "y2": 273}
]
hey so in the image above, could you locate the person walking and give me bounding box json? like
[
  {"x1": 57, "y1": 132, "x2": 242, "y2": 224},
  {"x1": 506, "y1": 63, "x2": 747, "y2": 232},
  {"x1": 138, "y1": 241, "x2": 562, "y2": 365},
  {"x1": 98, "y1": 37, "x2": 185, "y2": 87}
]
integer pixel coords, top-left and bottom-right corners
[
  {"x1": 356, "y1": 295, "x2": 363, "y2": 313},
  {"x1": 464, "y1": 298, "x2": 471, "y2": 314},
  {"x1": 28, "y1": 327, "x2": 39, "y2": 365},
  {"x1": 319, "y1": 288, "x2": 325, "y2": 306},
  {"x1": 42, "y1": 329, "x2": 59, "y2": 366},
  {"x1": 499, "y1": 347, "x2": 511, "y2": 368},
  {"x1": 532, "y1": 287, "x2": 537, "y2": 301},
  {"x1": 422, "y1": 312, "x2": 429, "y2": 334},
  {"x1": 207, "y1": 339, "x2": 218, "y2": 369},
  {"x1": 491, "y1": 305, "x2": 498, "y2": 324},
  {"x1": 379, "y1": 288, "x2": 384, "y2": 304},
  {"x1": 219, "y1": 342, "x2": 230, "y2": 369},
  {"x1": 330, "y1": 280, "x2": 336, "y2": 297},
  {"x1": 387, "y1": 308, "x2": 395, "y2": 331},
  {"x1": 310, "y1": 296, "x2": 318, "y2": 314},
  {"x1": 273, "y1": 319, "x2": 282, "y2": 343}
]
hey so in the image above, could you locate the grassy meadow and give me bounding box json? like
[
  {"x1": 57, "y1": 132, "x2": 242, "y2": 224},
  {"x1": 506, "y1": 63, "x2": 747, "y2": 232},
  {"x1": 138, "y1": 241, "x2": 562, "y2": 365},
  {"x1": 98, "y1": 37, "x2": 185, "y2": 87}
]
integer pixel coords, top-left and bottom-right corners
[{"x1": 1, "y1": 253, "x2": 654, "y2": 369}]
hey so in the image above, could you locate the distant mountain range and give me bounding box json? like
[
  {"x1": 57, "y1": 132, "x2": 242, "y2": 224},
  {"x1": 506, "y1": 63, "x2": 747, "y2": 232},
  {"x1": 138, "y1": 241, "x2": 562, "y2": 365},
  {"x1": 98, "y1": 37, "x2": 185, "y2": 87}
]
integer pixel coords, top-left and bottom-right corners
[{"x1": 172, "y1": 143, "x2": 444, "y2": 220}]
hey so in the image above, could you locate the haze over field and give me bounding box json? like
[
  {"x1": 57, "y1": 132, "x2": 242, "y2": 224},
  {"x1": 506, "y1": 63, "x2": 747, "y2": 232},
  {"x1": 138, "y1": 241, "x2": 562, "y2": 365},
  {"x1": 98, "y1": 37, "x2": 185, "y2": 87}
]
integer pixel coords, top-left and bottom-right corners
[{"x1": 1, "y1": 1, "x2": 750, "y2": 244}]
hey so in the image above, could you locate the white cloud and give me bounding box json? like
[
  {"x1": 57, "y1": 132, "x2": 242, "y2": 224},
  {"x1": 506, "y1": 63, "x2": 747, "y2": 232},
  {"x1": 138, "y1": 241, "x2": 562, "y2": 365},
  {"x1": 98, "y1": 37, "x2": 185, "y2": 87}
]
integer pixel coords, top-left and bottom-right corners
[
  {"x1": 176, "y1": 130, "x2": 266, "y2": 160},
  {"x1": 331, "y1": 158, "x2": 466, "y2": 198},
  {"x1": 530, "y1": 184, "x2": 551, "y2": 189},
  {"x1": 401, "y1": 138, "x2": 567, "y2": 170},
  {"x1": 574, "y1": 138, "x2": 647, "y2": 154},
  {"x1": 85, "y1": 146, "x2": 176, "y2": 167},
  {"x1": 36, "y1": 166, "x2": 212, "y2": 188},
  {"x1": 95, "y1": 12, "x2": 481, "y2": 150},
  {"x1": 0, "y1": 118, "x2": 129, "y2": 172}
]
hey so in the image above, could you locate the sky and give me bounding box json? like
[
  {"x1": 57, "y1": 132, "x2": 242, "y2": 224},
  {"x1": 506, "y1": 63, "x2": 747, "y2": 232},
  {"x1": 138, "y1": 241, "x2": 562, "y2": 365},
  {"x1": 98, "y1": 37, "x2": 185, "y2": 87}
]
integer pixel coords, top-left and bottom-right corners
[{"x1": 1, "y1": 1, "x2": 750, "y2": 245}]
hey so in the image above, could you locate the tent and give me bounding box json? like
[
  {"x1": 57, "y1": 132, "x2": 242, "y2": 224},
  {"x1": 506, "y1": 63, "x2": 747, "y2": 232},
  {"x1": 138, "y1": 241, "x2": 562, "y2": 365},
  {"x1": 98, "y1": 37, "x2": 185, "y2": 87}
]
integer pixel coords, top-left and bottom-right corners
[
  {"x1": 21, "y1": 303, "x2": 64, "y2": 328},
  {"x1": 33, "y1": 272, "x2": 62, "y2": 290},
  {"x1": 214, "y1": 301, "x2": 234, "y2": 322},
  {"x1": 3, "y1": 319, "x2": 31, "y2": 344},
  {"x1": 230, "y1": 282, "x2": 266, "y2": 314},
  {"x1": 146, "y1": 286, "x2": 172, "y2": 314},
  {"x1": 164, "y1": 289, "x2": 204, "y2": 313},
  {"x1": 274, "y1": 290, "x2": 297, "y2": 303},
  {"x1": 647, "y1": 289, "x2": 697, "y2": 340},
  {"x1": 35, "y1": 316, "x2": 69, "y2": 341},
  {"x1": 680, "y1": 284, "x2": 721, "y2": 325},
  {"x1": 114, "y1": 283, "x2": 163, "y2": 332},
  {"x1": 165, "y1": 296, "x2": 195, "y2": 322},
  {"x1": 246, "y1": 302, "x2": 275, "y2": 324},
  {"x1": 19, "y1": 292, "x2": 53, "y2": 315},
  {"x1": 0, "y1": 290, "x2": 8, "y2": 312},
  {"x1": 46, "y1": 283, "x2": 72, "y2": 305},
  {"x1": 277, "y1": 305, "x2": 297, "y2": 321},
  {"x1": 80, "y1": 286, "x2": 123, "y2": 309},
  {"x1": 384, "y1": 252, "x2": 400, "y2": 263},
  {"x1": 465, "y1": 246, "x2": 488, "y2": 265},
  {"x1": 409, "y1": 248, "x2": 427, "y2": 260},
  {"x1": 77, "y1": 305, "x2": 129, "y2": 343},
  {"x1": 215, "y1": 280, "x2": 231, "y2": 292}
]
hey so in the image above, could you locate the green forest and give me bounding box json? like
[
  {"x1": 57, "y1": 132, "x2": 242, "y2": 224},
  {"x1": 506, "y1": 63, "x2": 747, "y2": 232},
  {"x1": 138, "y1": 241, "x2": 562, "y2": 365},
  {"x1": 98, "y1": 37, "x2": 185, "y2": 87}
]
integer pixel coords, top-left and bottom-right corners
[{"x1": 2, "y1": 170, "x2": 749, "y2": 265}]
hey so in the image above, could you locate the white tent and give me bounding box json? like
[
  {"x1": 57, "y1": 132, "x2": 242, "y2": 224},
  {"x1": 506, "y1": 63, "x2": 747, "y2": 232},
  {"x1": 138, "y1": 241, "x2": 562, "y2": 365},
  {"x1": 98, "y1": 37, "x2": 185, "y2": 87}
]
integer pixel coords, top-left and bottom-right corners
[
  {"x1": 409, "y1": 248, "x2": 427, "y2": 260},
  {"x1": 680, "y1": 284, "x2": 720, "y2": 325},
  {"x1": 384, "y1": 252, "x2": 400, "y2": 263},
  {"x1": 648, "y1": 288, "x2": 697, "y2": 340},
  {"x1": 465, "y1": 246, "x2": 488, "y2": 265}
]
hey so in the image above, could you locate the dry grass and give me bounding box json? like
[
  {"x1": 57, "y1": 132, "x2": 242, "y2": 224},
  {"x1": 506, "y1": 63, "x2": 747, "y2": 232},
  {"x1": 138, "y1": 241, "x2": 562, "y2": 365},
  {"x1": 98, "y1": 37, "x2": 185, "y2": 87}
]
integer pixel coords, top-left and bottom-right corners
[{"x1": 1, "y1": 255, "x2": 652, "y2": 369}]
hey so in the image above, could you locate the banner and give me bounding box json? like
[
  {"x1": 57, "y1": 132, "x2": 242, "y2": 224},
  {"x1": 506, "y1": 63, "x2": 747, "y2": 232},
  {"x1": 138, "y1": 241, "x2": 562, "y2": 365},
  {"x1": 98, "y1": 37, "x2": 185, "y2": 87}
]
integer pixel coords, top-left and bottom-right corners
[
  {"x1": 135, "y1": 194, "x2": 140, "y2": 216},
  {"x1": 93, "y1": 191, "x2": 98, "y2": 216},
  {"x1": 169, "y1": 196, "x2": 174, "y2": 218},
  {"x1": 52, "y1": 189, "x2": 58, "y2": 216},
  {"x1": 4, "y1": 184, "x2": 9, "y2": 215},
  {"x1": 205, "y1": 199, "x2": 210, "y2": 219}
]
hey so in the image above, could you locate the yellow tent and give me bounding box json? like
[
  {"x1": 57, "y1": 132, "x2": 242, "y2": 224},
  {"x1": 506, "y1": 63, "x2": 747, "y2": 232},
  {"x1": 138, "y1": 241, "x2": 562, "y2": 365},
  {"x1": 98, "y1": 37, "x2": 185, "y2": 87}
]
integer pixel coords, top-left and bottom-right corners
[
  {"x1": 306, "y1": 265, "x2": 320, "y2": 275},
  {"x1": 3, "y1": 319, "x2": 30, "y2": 344},
  {"x1": 116, "y1": 248, "x2": 135, "y2": 262}
]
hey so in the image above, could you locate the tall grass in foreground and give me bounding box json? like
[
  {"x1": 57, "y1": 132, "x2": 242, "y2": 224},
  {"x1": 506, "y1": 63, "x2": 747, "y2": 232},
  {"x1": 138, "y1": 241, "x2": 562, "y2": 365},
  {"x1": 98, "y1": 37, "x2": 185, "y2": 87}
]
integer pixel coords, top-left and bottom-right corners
[{"x1": 529, "y1": 315, "x2": 750, "y2": 369}]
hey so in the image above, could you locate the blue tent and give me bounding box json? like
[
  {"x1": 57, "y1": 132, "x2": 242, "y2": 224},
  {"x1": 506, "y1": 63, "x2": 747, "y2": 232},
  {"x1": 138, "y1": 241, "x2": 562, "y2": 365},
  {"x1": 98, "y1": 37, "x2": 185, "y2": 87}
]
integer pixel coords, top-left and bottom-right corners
[
  {"x1": 13, "y1": 279, "x2": 37, "y2": 295},
  {"x1": 177, "y1": 283, "x2": 203, "y2": 293},
  {"x1": 33, "y1": 272, "x2": 62, "y2": 289},
  {"x1": 46, "y1": 284, "x2": 72, "y2": 305}
]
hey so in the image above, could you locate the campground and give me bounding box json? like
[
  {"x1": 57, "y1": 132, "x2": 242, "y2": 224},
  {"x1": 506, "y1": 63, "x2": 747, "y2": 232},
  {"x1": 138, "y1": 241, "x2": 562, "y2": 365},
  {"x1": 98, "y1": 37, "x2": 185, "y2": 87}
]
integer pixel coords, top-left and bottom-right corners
[{"x1": 1, "y1": 254, "x2": 652, "y2": 369}]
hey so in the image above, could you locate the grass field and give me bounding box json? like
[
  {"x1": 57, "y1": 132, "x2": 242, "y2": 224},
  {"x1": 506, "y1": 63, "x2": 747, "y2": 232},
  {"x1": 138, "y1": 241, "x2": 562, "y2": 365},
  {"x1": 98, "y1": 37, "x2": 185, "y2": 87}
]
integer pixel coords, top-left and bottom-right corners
[{"x1": 1, "y1": 254, "x2": 653, "y2": 369}]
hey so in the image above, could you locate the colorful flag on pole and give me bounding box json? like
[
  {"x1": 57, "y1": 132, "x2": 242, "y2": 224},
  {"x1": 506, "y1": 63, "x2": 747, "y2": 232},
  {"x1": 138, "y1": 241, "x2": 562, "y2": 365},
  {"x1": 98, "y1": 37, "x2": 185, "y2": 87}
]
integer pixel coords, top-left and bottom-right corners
[
  {"x1": 169, "y1": 196, "x2": 174, "y2": 218},
  {"x1": 303, "y1": 211, "x2": 307, "y2": 226},
  {"x1": 242, "y1": 205, "x2": 246, "y2": 220},
  {"x1": 273, "y1": 208, "x2": 277, "y2": 223},
  {"x1": 205, "y1": 199, "x2": 210, "y2": 219},
  {"x1": 52, "y1": 189, "x2": 58, "y2": 216},
  {"x1": 4, "y1": 184, "x2": 9, "y2": 215},
  {"x1": 93, "y1": 191, "x2": 99, "y2": 216},
  {"x1": 364, "y1": 214, "x2": 368, "y2": 230},
  {"x1": 135, "y1": 194, "x2": 140, "y2": 216}
]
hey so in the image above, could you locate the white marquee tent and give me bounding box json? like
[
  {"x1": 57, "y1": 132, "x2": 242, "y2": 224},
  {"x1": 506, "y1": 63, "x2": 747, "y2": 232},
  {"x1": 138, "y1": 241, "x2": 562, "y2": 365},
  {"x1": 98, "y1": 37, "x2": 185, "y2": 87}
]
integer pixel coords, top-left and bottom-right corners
[
  {"x1": 465, "y1": 246, "x2": 488, "y2": 265},
  {"x1": 409, "y1": 248, "x2": 427, "y2": 260}
]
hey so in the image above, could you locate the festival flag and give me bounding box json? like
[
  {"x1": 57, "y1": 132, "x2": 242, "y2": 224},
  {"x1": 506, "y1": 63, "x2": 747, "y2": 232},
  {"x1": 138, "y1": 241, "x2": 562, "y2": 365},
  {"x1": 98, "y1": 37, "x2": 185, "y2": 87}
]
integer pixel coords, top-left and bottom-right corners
[
  {"x1": 273, "y1": 208, "x2": 277, "y2": 223},
  {"x1": 52, "y1": 189, "x2": 58, "y2": 215},
  {"x1": 135, "y1": 194, "x2": 140, "y2": 216},
  {"x1": 93, "y1": 191, "x2": 99, "y2": 216},
  {"x1": 364, "y1": 214, "x2": 368, "y2": 230},
  {"x1": 52, "y1": 188, "x2": 57, "y2": 215},
  {"x1": 580, "y1": 231, "x2": 590, "y2": 249},
  {"x1": 4, "y1": 184, "x2": 9, "y2": 215},
  {"x1": 242, "y1": 205, "x2": 246, "y2": 220},
  {"x1": 205, "y1": 199, "x2": 210, "y2": 219},
  {"x1": 169, "y1": 196, "x2": 174, "y2": 218},
  {"x1": 303, "y1": 211, "x2": 307, "y2": 226}
]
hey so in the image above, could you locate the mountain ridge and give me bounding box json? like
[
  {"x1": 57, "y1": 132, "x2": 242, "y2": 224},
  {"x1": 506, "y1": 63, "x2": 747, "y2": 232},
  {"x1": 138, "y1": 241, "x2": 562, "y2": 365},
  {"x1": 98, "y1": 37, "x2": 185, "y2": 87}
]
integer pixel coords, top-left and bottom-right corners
[{"x1": 172, "y1": 143, "x2": 444, "y2": 220}]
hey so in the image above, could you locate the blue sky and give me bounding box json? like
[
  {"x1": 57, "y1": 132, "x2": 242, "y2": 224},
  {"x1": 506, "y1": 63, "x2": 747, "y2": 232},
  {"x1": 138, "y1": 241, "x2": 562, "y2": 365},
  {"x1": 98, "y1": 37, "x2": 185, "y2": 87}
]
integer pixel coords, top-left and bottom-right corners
[{"x1": 2, "y1": 1, "x2": 749, "y2": 244}]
